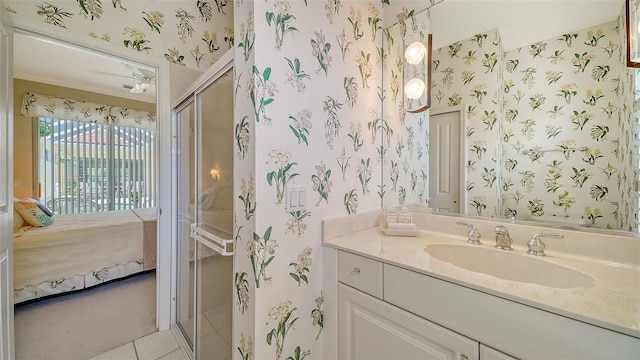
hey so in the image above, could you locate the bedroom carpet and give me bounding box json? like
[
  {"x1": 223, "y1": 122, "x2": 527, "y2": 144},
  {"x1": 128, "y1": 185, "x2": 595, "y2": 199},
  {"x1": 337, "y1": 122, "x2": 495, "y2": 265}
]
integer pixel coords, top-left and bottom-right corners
[{"x1": 14, "y1": 271, "x2": 157, "y2": 360}]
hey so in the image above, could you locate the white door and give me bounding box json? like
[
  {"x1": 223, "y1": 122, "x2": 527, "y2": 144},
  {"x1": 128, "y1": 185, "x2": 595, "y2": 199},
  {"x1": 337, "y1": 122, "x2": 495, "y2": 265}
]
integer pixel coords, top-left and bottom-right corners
[
  {"x1": 429, "y1": 111, "x2": 460, "y2": 213},
  {"x1": 0, "y1": 1, "x2": 14, "y2": 358}
]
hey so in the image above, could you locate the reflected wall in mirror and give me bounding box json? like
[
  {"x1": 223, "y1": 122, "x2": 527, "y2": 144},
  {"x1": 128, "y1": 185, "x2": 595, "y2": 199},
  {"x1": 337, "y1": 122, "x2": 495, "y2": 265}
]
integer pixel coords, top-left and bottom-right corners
[
  {"x1": 196, "y1": 69, "x2": 234, "y2": 238},
  {"x1": 381, "y1": 12, "x2": 430, "y2": 209},
  {"x1": 382, "y1": 0, "x2": 640, "y2": 233}
]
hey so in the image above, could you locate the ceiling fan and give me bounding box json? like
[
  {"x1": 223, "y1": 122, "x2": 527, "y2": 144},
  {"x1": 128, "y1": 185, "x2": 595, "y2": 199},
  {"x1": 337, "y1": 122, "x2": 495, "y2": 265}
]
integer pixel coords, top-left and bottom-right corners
[{"x1": 93, "y1": 64, "x2": 156, "y2": 93}]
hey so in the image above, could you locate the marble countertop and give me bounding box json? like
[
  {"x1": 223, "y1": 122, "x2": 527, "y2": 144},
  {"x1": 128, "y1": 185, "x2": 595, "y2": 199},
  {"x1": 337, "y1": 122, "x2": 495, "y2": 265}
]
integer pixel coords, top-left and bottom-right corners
[{"x1": 324, "y1": 225, "x2": 640, "y2": 339}]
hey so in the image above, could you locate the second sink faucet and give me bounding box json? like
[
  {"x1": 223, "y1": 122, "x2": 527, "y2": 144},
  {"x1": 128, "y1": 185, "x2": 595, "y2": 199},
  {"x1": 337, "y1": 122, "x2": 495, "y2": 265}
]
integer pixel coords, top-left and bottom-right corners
[
  {"x1": 494, "y1": 225, "x2": 513, "y2": 250},
  {"x1": 527, "y1": 233, "x2": 564, "y2": 256},
  {"x1": 456, "y1": 221, "x2": 481, "y2": 245}
]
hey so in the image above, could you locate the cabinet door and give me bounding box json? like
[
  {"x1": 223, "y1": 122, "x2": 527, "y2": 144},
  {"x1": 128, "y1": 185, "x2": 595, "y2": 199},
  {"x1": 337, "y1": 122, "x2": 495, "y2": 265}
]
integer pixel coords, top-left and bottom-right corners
[
  {"x1": 339, "y1": 283, "x2": 478, "y2": 360},
  {"x1": 480, "y1": 345, "x2": 518, "y2": 360}
]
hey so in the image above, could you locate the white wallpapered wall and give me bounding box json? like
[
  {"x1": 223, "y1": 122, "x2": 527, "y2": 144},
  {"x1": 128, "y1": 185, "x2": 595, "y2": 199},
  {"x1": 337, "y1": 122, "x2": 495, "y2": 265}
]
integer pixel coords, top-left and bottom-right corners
[
  {"x1": 382, "y1": 9, "x2": 431, "y2": 210},
  {"x1": 501, "y1": 17, "x2": 635, "y2": 229},
  {"x1": 233, "y1": 1, "x2": 387, "y2": 358},
  {"x1": 430, "y1": 25, "x2": 503, "y2": 217}
]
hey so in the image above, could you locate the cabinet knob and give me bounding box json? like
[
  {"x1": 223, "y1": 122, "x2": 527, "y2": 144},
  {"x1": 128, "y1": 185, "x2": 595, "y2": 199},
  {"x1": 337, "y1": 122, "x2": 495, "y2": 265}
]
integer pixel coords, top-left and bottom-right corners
[
  {"x1": 351, "y1": 267, "x2": 361, "y2": 275},
  {"x1": 457, "y1": 355, "x2": 468, "y2": 360}
]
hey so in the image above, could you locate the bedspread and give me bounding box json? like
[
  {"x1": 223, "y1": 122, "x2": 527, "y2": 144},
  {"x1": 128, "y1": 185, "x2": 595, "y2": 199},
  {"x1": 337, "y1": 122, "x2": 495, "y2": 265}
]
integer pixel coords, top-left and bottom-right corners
[{"x1": 13, "y1": 209, "x2": 144, "y2": 289}]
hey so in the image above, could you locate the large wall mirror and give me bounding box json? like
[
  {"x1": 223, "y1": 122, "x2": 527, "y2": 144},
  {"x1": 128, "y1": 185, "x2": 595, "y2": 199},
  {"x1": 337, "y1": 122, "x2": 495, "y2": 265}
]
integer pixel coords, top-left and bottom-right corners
[{"x1": 382, "y1": 0, "x2": 640, "y2": 235}]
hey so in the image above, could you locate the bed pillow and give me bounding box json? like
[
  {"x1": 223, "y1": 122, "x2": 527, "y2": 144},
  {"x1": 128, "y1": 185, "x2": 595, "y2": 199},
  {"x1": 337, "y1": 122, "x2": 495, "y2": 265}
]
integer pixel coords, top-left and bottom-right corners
[
  {"x1": 14, "y1": 199, "x2": 53, "y2": 227},
  {"x1": 13, "y1": 208, "x2": 25, "y2": 231},
  {"x1": 24, "y1": 198, "x2": 53, "y2": 217}
]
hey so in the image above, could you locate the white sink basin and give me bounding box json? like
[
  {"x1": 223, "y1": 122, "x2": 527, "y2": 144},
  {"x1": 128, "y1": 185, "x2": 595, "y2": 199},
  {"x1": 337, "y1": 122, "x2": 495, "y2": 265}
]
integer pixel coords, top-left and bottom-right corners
[{"x1": 425, "y1": 244, "x2": 595, "y2": 289}]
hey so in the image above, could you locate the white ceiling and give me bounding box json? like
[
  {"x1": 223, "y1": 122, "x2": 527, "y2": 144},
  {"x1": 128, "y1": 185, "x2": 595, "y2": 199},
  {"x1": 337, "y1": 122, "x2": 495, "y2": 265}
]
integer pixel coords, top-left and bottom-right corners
[
  {"x1": 13, "y1": 33, "x2": 157, "y2": 104},
  {"x1": 430, "y1": 0, "x2": 624, "y2": 51}
]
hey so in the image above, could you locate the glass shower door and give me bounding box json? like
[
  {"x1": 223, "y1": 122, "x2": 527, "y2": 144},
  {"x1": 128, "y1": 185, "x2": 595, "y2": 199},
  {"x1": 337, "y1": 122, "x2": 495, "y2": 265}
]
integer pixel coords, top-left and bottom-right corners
[
  {"x1": 193, "y1": 68, "x2": 234, "y2": 360},
  {"x1": 174, "y1": 64, "x2": 234, "y2": 360}
]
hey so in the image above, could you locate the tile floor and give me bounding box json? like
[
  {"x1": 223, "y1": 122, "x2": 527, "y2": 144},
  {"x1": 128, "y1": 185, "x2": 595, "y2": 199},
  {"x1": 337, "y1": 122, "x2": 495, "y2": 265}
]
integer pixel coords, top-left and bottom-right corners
[
  {"x1": 89, "y1": 302, "x2": 232, "y2": 360},
  {"x1": 88, "y1": 330, "x2": 188, "y2": 360}
]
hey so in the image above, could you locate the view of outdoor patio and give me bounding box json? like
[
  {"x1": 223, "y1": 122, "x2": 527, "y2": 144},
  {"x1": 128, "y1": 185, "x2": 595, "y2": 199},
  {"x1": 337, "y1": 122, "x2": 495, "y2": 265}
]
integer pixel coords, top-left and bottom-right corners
[{"x1": 38, "y1": 118, "x2": 156, "y2": 215}]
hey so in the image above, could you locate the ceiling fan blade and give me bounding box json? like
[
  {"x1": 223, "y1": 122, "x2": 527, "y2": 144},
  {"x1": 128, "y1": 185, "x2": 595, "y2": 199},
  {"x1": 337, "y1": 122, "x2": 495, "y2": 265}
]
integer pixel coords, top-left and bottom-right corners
[
  {"x1": 91, "y1": 70, "x2": 133, "y2": 79},
  {"x1": 123, "y1": 63, "x2": 138, "y2": 73},
  {"x1": 138, "y1": 68, "x2": 156, "y2": 80}
]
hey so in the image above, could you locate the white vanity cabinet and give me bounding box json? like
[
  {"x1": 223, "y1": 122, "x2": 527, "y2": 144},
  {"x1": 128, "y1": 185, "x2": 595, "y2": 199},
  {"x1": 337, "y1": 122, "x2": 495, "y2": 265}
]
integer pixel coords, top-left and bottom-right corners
[
  {"x1": 337, "y1": 250, "x2": 483, "y2": 360},
  {"x1": 335, "y1": 249, "x2": 639, "y2": 360}
]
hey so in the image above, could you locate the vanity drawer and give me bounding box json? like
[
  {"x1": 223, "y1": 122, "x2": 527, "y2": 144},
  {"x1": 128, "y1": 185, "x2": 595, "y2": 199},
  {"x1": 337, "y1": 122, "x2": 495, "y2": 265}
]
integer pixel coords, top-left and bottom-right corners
[
  {"x1": 338, "y1": 251, "x2": 383, "y2": 298},
  {"x1": 383, "y1": 264, "x2": 640, "y2": 359}
]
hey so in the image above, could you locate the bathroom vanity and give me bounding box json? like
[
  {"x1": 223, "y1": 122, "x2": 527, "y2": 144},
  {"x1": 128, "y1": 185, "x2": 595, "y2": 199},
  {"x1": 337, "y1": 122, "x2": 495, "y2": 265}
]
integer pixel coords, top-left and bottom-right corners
[{"x1": 322, "y1": 210, "x2": 640, "y2": 359}]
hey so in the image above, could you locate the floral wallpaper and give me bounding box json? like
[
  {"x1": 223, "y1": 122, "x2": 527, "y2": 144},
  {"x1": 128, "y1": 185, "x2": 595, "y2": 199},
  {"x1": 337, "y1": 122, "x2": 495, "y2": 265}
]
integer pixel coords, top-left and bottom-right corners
[
  {"x1": 232, "y1": 0, "x2": 400, "y2": 358},
  {"x1": 430, "y1": 26, "x2": 503, "y2": 217},
  {"x1": 5, "y1": 0, "x2": 233, "y2": 69},
  {"x1": 501, "y1": 16, "x2": 636, "y2": 230},
  {"x1": 381, "y1": 8, "x2": 431, "y2": 209},
  {"x1": 432, "y1": 30, "x2": 502, "y2": 216},
  {"x1": 382, "y1": 8, "x2": 503, "y2": 215},
  {"x1": 389, "y1": 8, "x2": 637, "y2": 231}
]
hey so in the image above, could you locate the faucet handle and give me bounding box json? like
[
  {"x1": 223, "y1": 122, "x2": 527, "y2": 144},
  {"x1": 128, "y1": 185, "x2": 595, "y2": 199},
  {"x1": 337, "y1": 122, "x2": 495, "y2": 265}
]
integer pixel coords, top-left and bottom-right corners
[
  {"x1": 527, "y1": 233, "x2": 564, "y2": 256},
  {"x1": 494, "y1": 225, "x2": 509, "y2": 234},
  {"x1": 456, "y1": 221, "x2": 481, "y2": 245},
  {"x1": 494, "y1": 225, "x2": 513, "y2": 250}
]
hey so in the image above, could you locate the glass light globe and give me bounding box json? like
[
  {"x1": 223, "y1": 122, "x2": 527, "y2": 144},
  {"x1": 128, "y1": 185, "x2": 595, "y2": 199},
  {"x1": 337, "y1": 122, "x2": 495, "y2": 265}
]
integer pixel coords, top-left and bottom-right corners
[
  {"x1": 404, "y1": 41, "x2": 426, "y2": 65},
  {"x1": 405, "y1": 78, "x2": 425, "y2": 100}
]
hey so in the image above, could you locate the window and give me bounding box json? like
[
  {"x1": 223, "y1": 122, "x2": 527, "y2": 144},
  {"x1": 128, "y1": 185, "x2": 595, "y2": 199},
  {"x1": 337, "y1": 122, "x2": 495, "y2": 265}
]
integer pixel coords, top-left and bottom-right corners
[{"x1": 37, "y1": 117, "x2": 156, "y2": 215}]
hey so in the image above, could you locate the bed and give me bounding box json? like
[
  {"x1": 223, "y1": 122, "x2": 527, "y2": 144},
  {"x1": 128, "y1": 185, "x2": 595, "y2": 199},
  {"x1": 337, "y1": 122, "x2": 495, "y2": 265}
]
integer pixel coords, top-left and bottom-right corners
[{"x1": 13, "y1": 207, "x2": 157, "y2": 304}]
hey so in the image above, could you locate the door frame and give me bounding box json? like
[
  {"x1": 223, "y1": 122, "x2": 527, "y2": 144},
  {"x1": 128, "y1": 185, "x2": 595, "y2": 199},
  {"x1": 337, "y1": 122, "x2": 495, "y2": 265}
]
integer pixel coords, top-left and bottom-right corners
[
  {"x1": 429, "y1": 106, "x2": 467, "y2": 215},
  {"x1": 0, "y1": 1, "x2": 14, "y2": 357},
  {"x1": 9, "y1": 16, "x2": 173, "y2": 330}
]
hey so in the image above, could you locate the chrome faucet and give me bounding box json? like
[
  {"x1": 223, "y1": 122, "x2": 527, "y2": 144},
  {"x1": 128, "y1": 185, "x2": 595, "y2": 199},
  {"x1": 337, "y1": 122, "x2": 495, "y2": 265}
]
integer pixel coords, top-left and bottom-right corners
[
  {"x1": 494, "y1": 225, "x2": 513, "y2": 250},
  {"x1": 456, "y1": 221, "x2": 481, "y2": 245},
  {"x1": 527, "y1": 233, "x2": 564, "y2": 256}
]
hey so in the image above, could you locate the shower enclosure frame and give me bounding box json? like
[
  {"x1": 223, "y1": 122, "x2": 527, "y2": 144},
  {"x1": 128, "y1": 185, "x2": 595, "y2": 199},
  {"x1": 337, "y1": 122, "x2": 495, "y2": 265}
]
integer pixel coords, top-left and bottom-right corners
[{"x1": 170, "y1": 50, "x2": 234, "y2": 359}]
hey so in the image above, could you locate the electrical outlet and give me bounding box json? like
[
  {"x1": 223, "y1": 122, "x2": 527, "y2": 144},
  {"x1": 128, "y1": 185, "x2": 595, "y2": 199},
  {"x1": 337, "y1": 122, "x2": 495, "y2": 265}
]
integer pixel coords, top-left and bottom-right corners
[{"x1": 13, "y1": 179, "x2": 22, "y2": 188}]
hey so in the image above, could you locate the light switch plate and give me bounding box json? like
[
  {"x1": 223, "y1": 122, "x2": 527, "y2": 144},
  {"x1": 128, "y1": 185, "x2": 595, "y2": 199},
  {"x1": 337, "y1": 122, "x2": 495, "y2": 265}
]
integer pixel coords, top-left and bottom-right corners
[
  {"x1": 417, "y1": 180, "x2": 426, "y2": 196},
  {"x1": 286, "y1": 186, "x2": 307, "y2": 213},
  {"x1": 298, "y1": 189, "x2": 306, "y2": 206}
]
